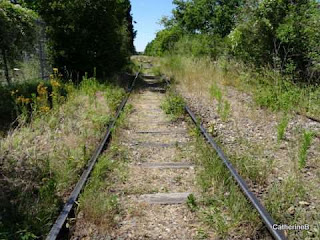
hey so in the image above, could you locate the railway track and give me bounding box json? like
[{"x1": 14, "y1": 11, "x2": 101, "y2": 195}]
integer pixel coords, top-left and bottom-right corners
[{"x1": 46, "y1": 60, "x2": 286, "y2": 240}]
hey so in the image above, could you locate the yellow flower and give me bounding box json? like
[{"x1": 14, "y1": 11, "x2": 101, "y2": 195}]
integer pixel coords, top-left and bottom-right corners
[
  {"x1": 40, "y1": 106, "x2": 50, "y2": 112},
  {"x1": 50, "y1": 80, "x2": 61, "y2": 87},
  {"x1": 23, "y1": 98, "x2": 31, "y2": 104},
  {"x1": 37, "y1": 83, "x2": 48, "y2": 95},
  {"x1": 16, "y1": 96, "x2": 23, "y2": 103},
  {"x1": 53, "y1": 68, "x2": 58, "y2": 74}
]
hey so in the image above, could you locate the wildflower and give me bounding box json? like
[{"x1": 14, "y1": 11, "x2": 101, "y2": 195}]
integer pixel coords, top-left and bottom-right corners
[
  {"x1": 40, "y1": 106, "x2": 50, "y2": 112},
  {"x1": 16, "y1": 96, "x2": 23, "y2": 103},
  {"x1": 50, "y1": 80, "x2": 61, "y2": 87},
  {"x1": 37, "y1": 83, "x2": 48, "y2": 95},
  {"x1": 53, "y1": 68, "x2": 58, "y2": 74},
  {"x1": 23, "y1": 98, "x2": 31, "y2": 104}
]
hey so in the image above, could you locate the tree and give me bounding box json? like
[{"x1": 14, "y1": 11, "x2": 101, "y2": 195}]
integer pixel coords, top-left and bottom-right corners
[
  {"x1": 36, "y1": 0, "x2": 135, "y2": 79},
  {"x1": 145, "y1": 27, "x2": 182, "y2": 56},
  {"x1": 229, "y1": 0, "x2": 320, "y2": 82},
  {"x1": 172, "y1": 0, "x2": 243, "y2": 36},
  {"x1": 0, "y1": 1, "x2": 37, "y2": 85}
]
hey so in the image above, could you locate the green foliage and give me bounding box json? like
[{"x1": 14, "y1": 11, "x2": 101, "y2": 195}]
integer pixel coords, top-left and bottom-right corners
[
  {"x1": 0, "y1": 79, "x2": 50, "y2": 130},
  {"x1": 229, "y1": 0, "x2": 320, "y2": 82},
  {"x1": 172, "y1": 0, "x2": 243, "y2": 37},
  {"x1": 145, "y1": 27, "x2": 182, "y2": 56},
  {"x1": 148, "y1": 0, "x2": 320, "y2": 83},
  {"x1": 0, "y1": 77, "x2": 124, "y2": 239},
  {"x1": 161, "y1": 91, "x2": 185, "y2": 120},
  {"x1": 210, "y1": 83, "x2": 231, "y2": 121},
  {"x1": 277, "y1": 114, "x2": 289, "y2": 141},
  {"x1": 193, "y1": 133, "x2": 260, "y2": 237},
  {"x1": 36, "y1": 0, "x2": 135, "y2": 78},
  {"x1": 173, "y1": 34, "x2": 225, "y2": 59},
  {"x1": 186, "y1": 194, "x2": 198, "y2": 212},
  {"x1": 104, "y1": 84, "x2": 126, "y2": 112},
  {"x1": 0, "y1": 1, "x2": 37, "y2": 84},
  {"x1": 298, "y1": 130, "x2": 314, "y2": 169}
]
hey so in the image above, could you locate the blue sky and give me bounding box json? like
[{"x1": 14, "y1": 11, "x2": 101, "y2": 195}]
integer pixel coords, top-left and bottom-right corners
[{"x1": 131, "y1": 0, "x2": 174, "y2": 52}]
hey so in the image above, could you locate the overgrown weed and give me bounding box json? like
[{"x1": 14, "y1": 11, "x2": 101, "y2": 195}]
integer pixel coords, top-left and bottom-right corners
[
  {"x1": 160, "y1": 56, "x2": 320, "y2": 117},
  {"x1": 0, "y1": 76, "x2": 125, "y2": 239},
  {"x1": 298, "y1": 130, "x2": 314, "y2": 169},
  {"x1": 78, "y1": 101, "x2": 131, "y2": 230},
  {"x1": 161, "y1": 88, "x2": 185, "y2": 121},
  {"x1": 191, "y1": 129, "x2": 262, "y2": 238},
  {"x1": 78, "y1": 146, "x2": 127, "y2": 228},
  {"x1": 277, "y1": 114, "x2": 289, "y2": 142}
]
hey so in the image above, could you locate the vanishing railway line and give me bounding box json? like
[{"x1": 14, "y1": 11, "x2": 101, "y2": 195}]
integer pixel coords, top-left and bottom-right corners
[{"x1": 46, "y1": 60, "x2": 286, "y2": 240}]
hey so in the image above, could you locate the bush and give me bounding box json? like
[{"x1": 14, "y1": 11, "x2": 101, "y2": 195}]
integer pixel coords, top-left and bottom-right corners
[
  {"x1": 0, "y1": 79, "x2": 50, "y2": 130},
  {"x1": 229, "y1": 0, "x2": 320, "y2": 82},
  {"x1": 0, "y1": 1, "x2": 37, "y2": 85},
  {"x1": 161, "y1": 91, "x2": 185, "y2": 120}
]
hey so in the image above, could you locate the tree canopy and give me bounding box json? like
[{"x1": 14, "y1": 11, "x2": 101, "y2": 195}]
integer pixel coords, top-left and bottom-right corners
[
  {"x1": 35, "y1": 0, "x2": 135, "y2": 79},
  {"x1": 146, "y1": 0, "x2": 320, "y2": 83},
  {"x1": 0, "y1": 0, "x2": 37, "y2": 84}
]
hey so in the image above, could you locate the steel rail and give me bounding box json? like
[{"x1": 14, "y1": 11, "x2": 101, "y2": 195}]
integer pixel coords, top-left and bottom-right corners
[
  {"x1": 184, "y1": 106, "x2": 287, "y2": 240},
  {"x1": 46, "y1": 68, "x2": 141, "y2": 240},
  {"x1": 162, "y1": 74, "x2": 286, "y2": 239}
]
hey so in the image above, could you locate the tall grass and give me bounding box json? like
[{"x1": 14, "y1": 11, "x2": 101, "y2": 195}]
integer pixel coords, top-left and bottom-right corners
[
  {"x1": 161, "y1": 90, "x2": 264, "y2": 238},
  {"x1": 160, "y1": 56, "x2": 320, "y2": 117},
  {"x1": 0, "y1": 77, "x2": 125, "y2": 239},
  {"x1": 298, "y1": 130, "x2": 314, "y2": 169},
  {"x1": 78, "y1": 104, "x2": 132, "y2": 230},
  {"x1": 161, "y1": 88, "x2": 185, "y2": 121},
  {"x1": 191, "y1": 130, "x2": 262, "y2": 238},
  {"x1": 277, "y1": 114, "x2": 289, "y2": 142},
  {"x1": 159, "y1": 56, "x2": 320, "y2": 239}
]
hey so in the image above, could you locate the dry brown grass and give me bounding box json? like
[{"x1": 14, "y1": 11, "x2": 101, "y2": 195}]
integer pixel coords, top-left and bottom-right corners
[
  {"x1": 158, "y1": 55, "x2": 320, "y2": 239},
  {"x1": 0, "y1": 78, "x2": 125, "y2": 238}
]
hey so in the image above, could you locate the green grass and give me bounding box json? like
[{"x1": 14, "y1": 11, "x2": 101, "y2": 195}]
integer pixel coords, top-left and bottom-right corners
[
  {"x1": 277, "y1": 114, "x2": 289, "y2": 142},
  {"x1": 264, "y1": 175, "x2": 319, "y2": 239},
  {"x1": 221, "y1": 100, "x2": 231, "y2": 121},
  {"x1": 186, "y1": 194, "x2": 198, "y2": 212},
  {"x1": 0, "y1": 77, "x2": 126, "y2": 239},
  {"x1": 160, "y1": 55, "x2": 320, "y2": 118},
  {"x1": 298, "y1": 130, "x2": 314, "y2": 169},
  {"x1": 210, "y1": 83, "x2": 231, "y2": 121},
  {"x1": 78, "y1": 102, "x2": 132, "y2": 230},
  {"x1": 191, "y1": 130, "x2": 262, "y2": 238},
  {"x1": 78, "y1": 145, "x2": 127, "y2": 228},
  {"x1": 161, "y1": 88, "x2": 185, "y2": 121},
  {"x1": 210, "y1": 82, "x2": 222, "y2": 103}
]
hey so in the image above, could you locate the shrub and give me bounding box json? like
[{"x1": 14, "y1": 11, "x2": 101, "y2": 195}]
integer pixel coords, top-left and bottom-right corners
[{"x1": 161, "y1": 91, "x2": 185, "y2": 120}]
